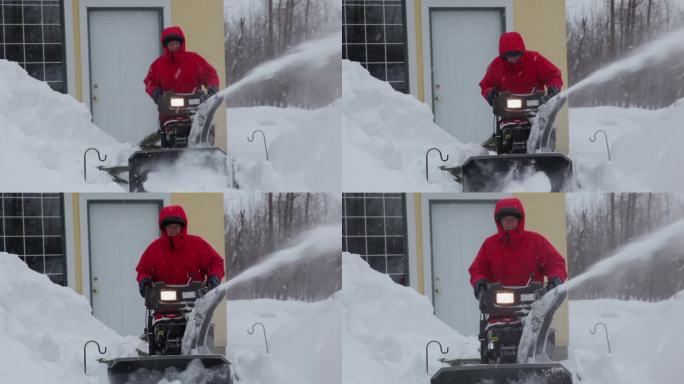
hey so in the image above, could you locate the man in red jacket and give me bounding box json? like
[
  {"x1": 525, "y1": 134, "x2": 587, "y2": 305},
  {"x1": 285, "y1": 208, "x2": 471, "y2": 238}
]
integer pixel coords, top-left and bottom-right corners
[
  {"x1": 143, "y1": 26, "x2": 220, "y2": 106},
  {"x1": 468, "y1": 197, "x2": 567, "y2": 300},
  {"x1": 136, "y1": 205, "x2": 225, "y2": 298},
  {"x1": 479, "y1": 32, "x2": 563, "y2": 106}
]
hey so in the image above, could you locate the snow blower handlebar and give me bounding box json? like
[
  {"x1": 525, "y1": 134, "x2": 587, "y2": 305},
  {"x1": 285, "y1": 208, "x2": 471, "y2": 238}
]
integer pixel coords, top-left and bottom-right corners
[
  {"x1": 158, "y1": 91, "x2": 207, "y2": 116},
  {"x1": 479, "y1": 282, "x2": 547, "y2": 316},
  {"x1": 144, "y1": 281, "x2": 207, "y2": 313},
  {"x1": 493, "y1": 91, "x2": 546, "y2": 119}
]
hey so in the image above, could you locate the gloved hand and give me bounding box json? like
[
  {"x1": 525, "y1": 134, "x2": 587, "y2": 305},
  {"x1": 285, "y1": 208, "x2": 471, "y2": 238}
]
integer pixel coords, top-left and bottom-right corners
[
  {"x1": 151, "y1": 88, "x2": 163, "y2": 105},
  {"x1": 206, "y1": 275, "x2": 221, "y2": 290},
  {"x1": 207, "y1": 86, "x2": 219, "y2": 96},
  {"x1": 547, "y1": 276, "x2": 563, "y2": 291},
  {"x1": 139, "y1": 277, "x2": 153, "y2": 298},
  {"x1": 473, "y1": 279, "x2": 488, "y2": 299},
  {"x1": 547, "y1": 87, "x2": 560, "y2": 98},
  {"x1": 486, "y1": 90, "x2": 499, "y2": 106}
]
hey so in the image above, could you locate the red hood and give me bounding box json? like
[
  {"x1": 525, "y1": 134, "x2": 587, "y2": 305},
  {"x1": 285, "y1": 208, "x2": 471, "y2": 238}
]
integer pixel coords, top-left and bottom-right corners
[
  {"x1": 159, "y1": 205, "x2": 188, "y2": 247},
  {"x1": 494, "y1": 198, "x2": 526, "y2": 237},
  {"x1": 161, "y1": 26, "x2": 186, "y2": 61},
  {"x1": 499, "y1": 32, "x2": 526, "y2": 56}
]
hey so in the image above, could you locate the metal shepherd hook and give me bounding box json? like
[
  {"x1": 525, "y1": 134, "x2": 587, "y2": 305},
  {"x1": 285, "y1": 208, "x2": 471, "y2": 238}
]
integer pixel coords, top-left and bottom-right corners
[
  {"x1": 589, "y1": 129, "x2": 611, "y2": 161},
  {"x1": 425, "y1": 340, "x2": 449, "y2": 374},
  {"x1": 83, "y1": 340, "x2": 107, "y2": 374},
  {"x1": 247, "y1": 322, "x2": 270, "y2": 353},
  {"x1": 247, "y1": 129, "x2": 269, "y2": 161},
  {"x1": 590, "y1": 321, "x2": 612, "y2": 354},
  {"x1": 83, "y1": 147, "x2": 107, "y2": 182},
  {"x1": 425, "y1": 147, "x2": 449, "y2": 182}
]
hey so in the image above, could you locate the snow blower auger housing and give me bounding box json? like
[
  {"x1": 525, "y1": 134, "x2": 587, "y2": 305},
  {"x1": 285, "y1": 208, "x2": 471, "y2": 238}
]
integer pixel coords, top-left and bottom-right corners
[
  {"x1": 443, "y1": 91, "x2": 573, "y2": 192},
  {"x1": 107, "y1": 282, "x2": 231, "y2": 384},
  {"x1": 128, "y1": 90, "x2": 228, "y2": 192},
  {"x1": 430, "y1": 282, "x2": 572, "y2": 384}
]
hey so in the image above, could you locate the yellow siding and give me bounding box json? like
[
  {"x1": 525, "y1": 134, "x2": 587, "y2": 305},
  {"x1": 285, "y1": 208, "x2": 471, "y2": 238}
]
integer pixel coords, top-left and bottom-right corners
[
  {"x1": 71, "y1": 193, "x2": 83, "y2": 294},
  {"x1": 71, "y1": 0, "x2": 82, "y2": 101},
  {"x1": 170, "y1": 193, "x2": 227, "y2": 348},
  {"x1": 171, "y1": 0, "x2": 228, "y2": 150},
  {"x1": 413, "y1": 193, "x2": 425, "y2": 294},
  {"x1": 413, "y1": 0, "x2": 425, "y2": 102},
  {"x1": 513, "y1": 0, "x2": 570, "y2": 154},
  {"x1": 514, "y1": 192, "x2": 569, "y2": 348}
]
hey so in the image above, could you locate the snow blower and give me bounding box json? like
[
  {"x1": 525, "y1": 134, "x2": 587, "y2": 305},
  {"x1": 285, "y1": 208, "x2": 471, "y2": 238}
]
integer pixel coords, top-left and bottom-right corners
[
  {"x1": 442, "y1": 91, "x2": 573, "y2": 192},
  {"x1": 126, "y1": 90, "x2": 230, "y2": 192},
  {"x1": 106, "y1": 282, "x2": 232, "y2": 384},
  {"x1": 431, "y1": 282, "x2": 573, "y2": 384}
]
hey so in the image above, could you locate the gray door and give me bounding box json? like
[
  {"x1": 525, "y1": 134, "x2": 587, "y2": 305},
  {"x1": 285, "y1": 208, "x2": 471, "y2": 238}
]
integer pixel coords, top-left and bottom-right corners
[
  {"x1": 430, "y1": 201, "x2": 497, "y2": 336},
  {"x1": 89, "y1": 201, "x2": 160, "y2": 336},
  {"x1": 89, "y1": 9, "x2": 161, "y2": 144},
  {"x1": 431, "y1": 9, "x2": 503, "y2": 143}
]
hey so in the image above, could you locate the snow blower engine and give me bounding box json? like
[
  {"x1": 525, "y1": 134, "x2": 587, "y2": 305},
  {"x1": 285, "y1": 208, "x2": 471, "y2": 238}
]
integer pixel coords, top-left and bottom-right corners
[
  {"x1": 442, "y1": 91, "x2": 574, "y2": 192},
  {"x1": 430, "y1": 281, "x2": 573, "y2": 384},
  {"x1": 107, "y1": 282, "x2": 231, "y2": 384}
]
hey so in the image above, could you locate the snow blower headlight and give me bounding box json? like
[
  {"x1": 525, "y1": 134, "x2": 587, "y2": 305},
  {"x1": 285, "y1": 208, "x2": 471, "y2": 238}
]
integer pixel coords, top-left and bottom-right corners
[
  {"x1": 495, "y1": 292, "x2": 515, "y2": 305},
  {"x1": 506, "y1": 98, "x2": 523, "y2": 109},
  {"x1": 170, "y1": 97, "x2": 186, "y2": 108},
  {"x1": 160, "y1": 290, "x2": 178, "y2": 302}
]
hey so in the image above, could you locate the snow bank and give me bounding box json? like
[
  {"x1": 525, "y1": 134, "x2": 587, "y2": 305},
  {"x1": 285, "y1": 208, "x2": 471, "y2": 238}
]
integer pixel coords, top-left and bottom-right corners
[
  {"x1": 568, "y1": 297, "x2": 684, "y2": 384},
  {"x1": 228, "y1": 101, "x2": 342, "y2": 192},
  {"x1": 570, "y1": 101, "x2": 684, "y2": 191},
  {"x1": 342, "y1": 60, "x2": 484, "y2": 192},
  {"x1": 341, "y1": 253, "x2": 479, "y2": 384},
  {"x1": 0, "y1": 60, "x2": 133, "y2": 191},
  {"x1": 227, "y1": 298, "x2": 341, "y2": 384},
  {"x1": 0, "y1": 253, "x2": 141, "y2": 384}
]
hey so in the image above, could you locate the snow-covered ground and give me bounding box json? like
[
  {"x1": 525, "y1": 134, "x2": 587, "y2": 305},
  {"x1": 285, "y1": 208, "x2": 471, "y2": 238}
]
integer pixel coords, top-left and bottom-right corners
[
  {"x1": 341, "y1": 253, "x2": 479, "y2": 384},
  {"x1": 227, "y1": 298, "x2": 341, "y2": 384},
  {"x1": 568, "y1": 297, "x2": 684, "y2": 384},
  {"x1": 0, "y1": 252, "x2": 142, "y2": 384}
]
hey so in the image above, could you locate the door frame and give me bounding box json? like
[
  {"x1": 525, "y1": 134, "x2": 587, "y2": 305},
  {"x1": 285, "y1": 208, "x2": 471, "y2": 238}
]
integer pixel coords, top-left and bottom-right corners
[
  {"x1": 77, "y1": 0, "x2": 171, "y2": 114},
  {"x1": 78, "y1": 193, "x2": 170, "y2": 306},
  {"x1": 405, "y1": 0, "x2": 513, "y2": 105},
  {"x1": 416, "y1": 193, "x2": 506, "y2": 306}
]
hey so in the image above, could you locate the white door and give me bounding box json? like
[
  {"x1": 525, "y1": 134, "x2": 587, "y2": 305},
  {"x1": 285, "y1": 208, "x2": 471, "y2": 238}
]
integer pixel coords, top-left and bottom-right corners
[
  {"x1": 431, "y1": 9, "x2": 503, "y2": 143},
  {"x1": 89, "y1": 201, "x2": 160, "y2": 336},
  {"x1": 430, "y1": 201, "x2": 497, "y2": 336},
  {"x1": 89, "y1": 9, "x2": 161, "y2": 144}
]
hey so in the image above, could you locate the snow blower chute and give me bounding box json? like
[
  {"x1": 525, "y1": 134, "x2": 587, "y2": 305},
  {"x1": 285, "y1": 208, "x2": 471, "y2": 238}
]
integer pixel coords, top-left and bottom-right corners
[
  {"x1": 106, "y1": 282, "x2": 232, "y2": 384},
  {"x1": 127, "y1": 91, "x2": 229, "y2": 192},
  {"x1": 430, "y1": 282, "x2": 573, "y2": 384},
  {"x1": 443, "y1": 91, "x2": 573, "y2": 192}
]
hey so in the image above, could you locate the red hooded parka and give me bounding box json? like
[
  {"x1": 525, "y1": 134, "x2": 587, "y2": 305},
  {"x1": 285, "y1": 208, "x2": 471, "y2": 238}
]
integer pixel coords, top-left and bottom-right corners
[
  {"x1": 136, "y1": 205, "x2": 225, "y2": 285},
  {"x1": 143, "y1": 26, "x2": 220, "y2": 98},
  {"x1": 468, "y1": 198, "x2": 567, "y2": 287},
  {"x1": 479, "y1": 32, "x2": 563, "y2": 101}
]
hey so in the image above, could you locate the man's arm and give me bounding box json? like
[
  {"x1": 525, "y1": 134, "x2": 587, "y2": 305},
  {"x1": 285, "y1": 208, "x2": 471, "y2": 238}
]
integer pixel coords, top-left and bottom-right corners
[
  {"x1": 135, "y1": 244, "x2": 155, "y2": 282},
  {"x1": 143, "y1": 62, "x2": 162, "y2": 98},
  {"x1": 535, "y1": 53, "x2": 563, "y2": 93},
  {"x1": 479, "y1": 59, "x2": 499, "y2": 103},
  {"x1": 194, "y1": 54, "x2": 220, "y2": 91},
  {"x1": 199, "y1": 238, "x2": 225, "y2": 281},
  {"x1": 539, "y1": 236, "x2": 568, "y2": 282},
  {"x1": 468, "y1": 241, "x2": 491, "y2": 287}
]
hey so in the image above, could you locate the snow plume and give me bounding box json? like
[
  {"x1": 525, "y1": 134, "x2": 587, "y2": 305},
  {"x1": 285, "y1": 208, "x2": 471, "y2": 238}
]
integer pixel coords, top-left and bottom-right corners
[
  {"x1": 0, "y1": 252, "x2": 142, "y2": 384},
  {"x1": 0, "y1": 60, "x2": 133, "y2": 191},
  {"x1": 565, "y1": 26, "x2": 684, "y2": 98},
  {"x1": 341, "y1": 253, "x2": 479, "y2": 384},
  {"x1": 342, "y1": 60, "x2": 485, "y2": 191}
]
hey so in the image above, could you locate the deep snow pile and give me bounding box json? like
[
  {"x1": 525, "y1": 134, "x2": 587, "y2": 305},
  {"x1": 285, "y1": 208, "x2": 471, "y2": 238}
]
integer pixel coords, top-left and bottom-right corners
[
  {"x1": 570, "y1": 100, "x2": 684, "y2": 191},
  {"x1": 0, "y1": 60, "x2": 133, "y2": 191},
  {"x1": 0, "y1": 252, "x2": 142, "y2": 384},
  {"x1": 342, "y1": 60, "x2": 485, "y2": 192},
  {"x1": 341, "y1": 253, "x2": 479, "y2": 384},
  {"x1": 227, "y1": 298, "x2": 341, "y2": 384},
  {"x1": 567, "y1": 297, "x2": 684, "y2": 384}
]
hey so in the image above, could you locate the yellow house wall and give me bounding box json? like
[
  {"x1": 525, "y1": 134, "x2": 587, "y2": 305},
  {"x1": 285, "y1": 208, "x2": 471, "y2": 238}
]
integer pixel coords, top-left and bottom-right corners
[
  {"x1": 513, "y1": 0, "x2": 569, "y2": 153},
  {"x1": 514, "y1": 192, "x2": 569, "y2": 349},
  {"x1": 172, "y1": 0, "x2": 228, "y2": 150},
  {"x1": 170, "y1": 193, "x2": 227, "y2": 349}
]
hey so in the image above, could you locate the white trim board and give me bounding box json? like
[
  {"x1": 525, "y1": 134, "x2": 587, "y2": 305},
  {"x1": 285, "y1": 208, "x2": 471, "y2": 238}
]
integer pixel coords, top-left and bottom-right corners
[
  {"x1": 419, "y1": 193, "x2": 508, "y2": 305},
  {"x1": 77, "y1": 0, "x2": 171, "y2": 112},
  {"x1": 77, "y1": 193, "x2": 170, "y2": 306},
  {"x1": 405, "y1": 0, "x2": 513, "y2": 103}
]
